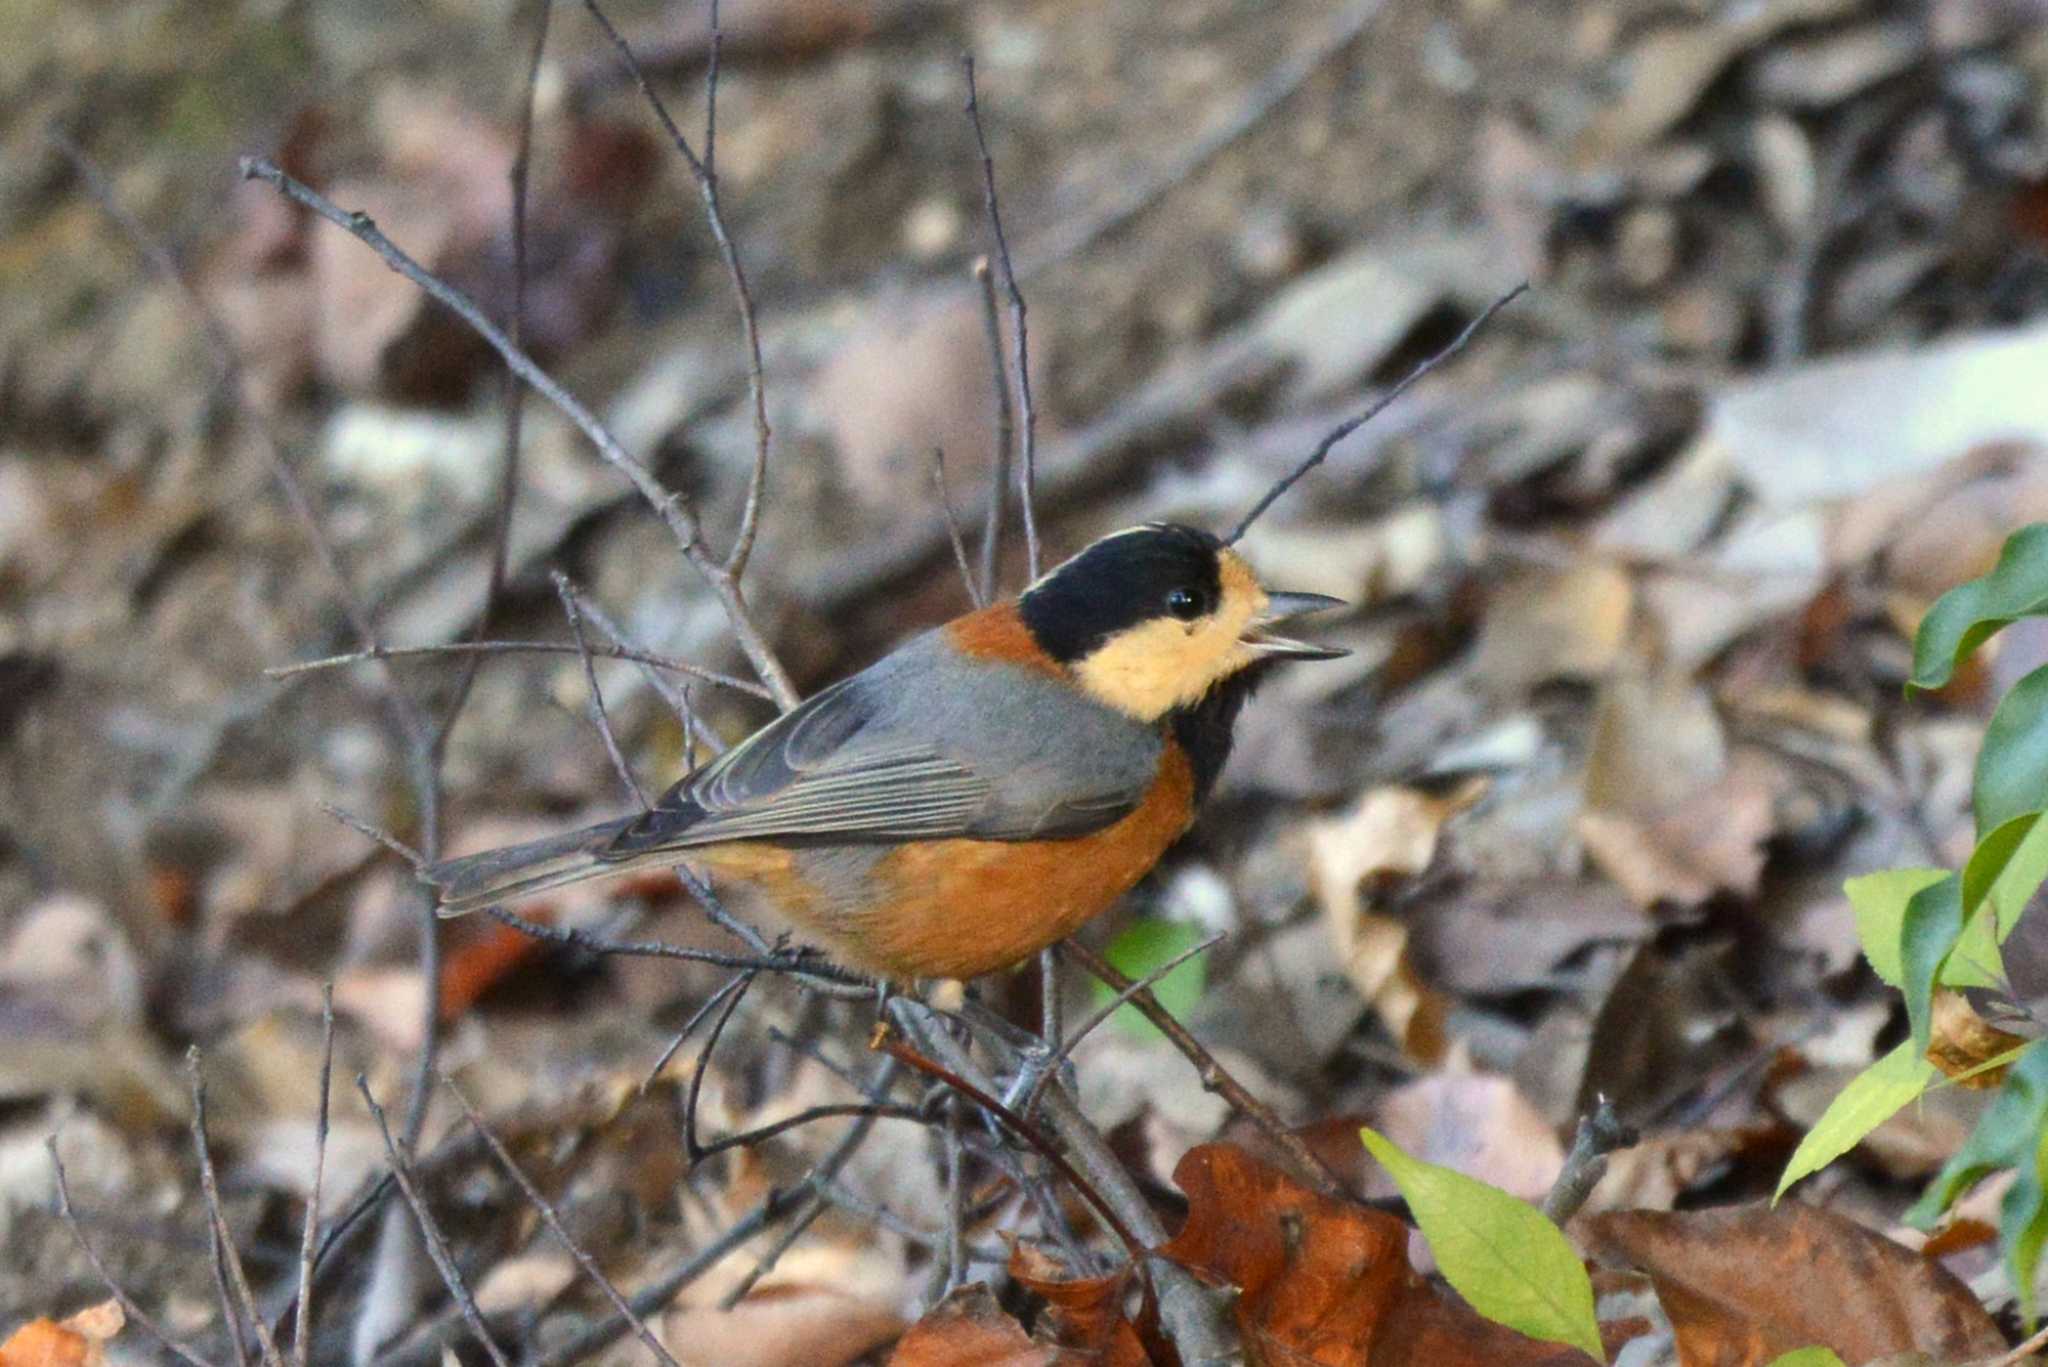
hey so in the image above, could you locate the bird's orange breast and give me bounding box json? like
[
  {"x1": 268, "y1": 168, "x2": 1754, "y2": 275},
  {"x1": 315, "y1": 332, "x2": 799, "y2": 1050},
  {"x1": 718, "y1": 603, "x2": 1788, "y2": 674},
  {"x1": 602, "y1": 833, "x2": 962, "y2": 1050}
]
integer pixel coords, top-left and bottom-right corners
[{"x1": 689, "y1": 743, "x2": 1197, "y2": 981}]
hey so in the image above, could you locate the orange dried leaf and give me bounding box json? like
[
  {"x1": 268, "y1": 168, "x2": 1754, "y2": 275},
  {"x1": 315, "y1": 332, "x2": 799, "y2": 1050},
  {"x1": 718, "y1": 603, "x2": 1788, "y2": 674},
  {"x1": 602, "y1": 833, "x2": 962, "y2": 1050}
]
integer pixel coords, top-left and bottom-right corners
[
  {"x1": 0, "y1": 1301, "x2": 122, "y2": 1367},
  {"x1": 1006, "y1": 1243, "x2": 1148, "y2": 1363},
  {"x1": 1161, "y1": 1142, "x2": 1598, "y2": 1366},
  {"x1": 1581, "y1": 1204, "x2": 2003, "y2": 1366},
  {"x1": 888, "y1": 1285, "x2": 1071, "y2": 1366}
]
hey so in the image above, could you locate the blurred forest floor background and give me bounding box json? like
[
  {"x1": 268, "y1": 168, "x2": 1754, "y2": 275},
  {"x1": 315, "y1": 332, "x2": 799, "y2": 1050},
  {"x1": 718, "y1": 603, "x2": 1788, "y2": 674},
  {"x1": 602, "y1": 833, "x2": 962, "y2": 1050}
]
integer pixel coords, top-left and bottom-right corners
[{"x1": 5, "y1": 0, "x2": 2048, "y2": 1362}]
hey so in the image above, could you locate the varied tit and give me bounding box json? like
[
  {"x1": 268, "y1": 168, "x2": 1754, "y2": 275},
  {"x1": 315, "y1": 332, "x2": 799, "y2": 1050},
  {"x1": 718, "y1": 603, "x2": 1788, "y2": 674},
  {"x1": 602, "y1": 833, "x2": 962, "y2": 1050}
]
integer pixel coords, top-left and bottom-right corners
[{"x1": 427, "y1": 523, "x2": 1346, "y2": 980}]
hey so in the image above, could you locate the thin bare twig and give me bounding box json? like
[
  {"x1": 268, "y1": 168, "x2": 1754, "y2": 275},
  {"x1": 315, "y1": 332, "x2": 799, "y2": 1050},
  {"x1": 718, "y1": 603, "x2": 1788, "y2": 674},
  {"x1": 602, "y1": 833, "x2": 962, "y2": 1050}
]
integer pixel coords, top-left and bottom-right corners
[
  {"x1": 1022, "y1": 932, "x2": 1221, "y2": 1119},
  {"x1": 930, "y1": 448, "x2": 984, "y2": 607},
  {"x1": 291, "y1": 988, "x2": 335, "y2": 1367},
  {"x1": 555, "y1": 572, "x2": 650, "y2": 808},
  {"x1": 265, "y1": 640, "x2": 771, "y2": 700},
  {"x1": 237, "y1": 156, "x2": 799, "y2": 710},
  {"x1": 581, "y1": 0, "x2": 775, "y2": 581},
  {"x1": 187, "y1": 1050, "x2": 285, "y2": 1367},
  {"x1": 318, "y1": 802, "x2": 426, "y2": 873},
  {"x1": 642, "y1": 970, "x2": 753, "y2": 1093},
  {"x1": 1064, "y1": 938, "x2": 1345, "y2": 1199},
  {"x1": 961, "y1": 57, "x2": 1040, "y2": 578},
  {"x1": 568, "y1": 595, "x2": 732, "y2": 757},
  {"x1": 444, "y1": 1079, "x2": 683, "y2": 1367},
  {"x1": 356, "y1": 1078, "x2": 513, "y2": 1367},
  {"x1": 1973, "y1": 1319, "x2": 2048, "y2": 1367},
  {"x1": 1227, "y1": 282, "x2": 1528, "y2": 543},
  {"x1": 530, "y1": 1060, "x2": 898, "y2": 1366},
  {"x1": 477, "y1": 903, "x2": 869, "y2": 991},
  {"x1": 47, "y1": 1138, "x2": 216, "y2": 1367},
  {"x1": 971, "y1": 258, "x2": 1015, "y2": 601}
]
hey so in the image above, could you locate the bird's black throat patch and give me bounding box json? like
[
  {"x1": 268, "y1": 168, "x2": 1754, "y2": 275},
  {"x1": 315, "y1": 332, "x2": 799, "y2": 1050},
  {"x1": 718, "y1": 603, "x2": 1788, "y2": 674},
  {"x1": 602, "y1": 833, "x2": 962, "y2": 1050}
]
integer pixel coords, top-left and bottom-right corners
[
  {"x1": 1168, "y1": 659, "x2": 1276, "y2": 803},
  {"x1": 1018, "y1": 524, "x2": 1224, "y2": 665}
]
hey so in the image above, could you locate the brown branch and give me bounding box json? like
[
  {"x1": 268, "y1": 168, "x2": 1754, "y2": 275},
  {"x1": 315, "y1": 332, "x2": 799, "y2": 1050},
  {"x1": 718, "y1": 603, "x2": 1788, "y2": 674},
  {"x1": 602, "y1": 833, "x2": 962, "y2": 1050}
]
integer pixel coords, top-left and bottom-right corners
[
  {"x1": 265, "y1": 639, "x2": 772, "y2": 701},
  {"x1": 237, "y1": 156, "x2": 800, "y2": 710},
  {"x1": 1226, "y1": 282, "x2": 1528, "y2": 543},
  {"x1": 1063, "y1": 939, "x2": 1345, "y2": 1199},
  {"x1": 356, "y1": 1078, "x2": 513, "y2": 1367},
  {"x1": 47, "y1": 1138, "x2": 217, "y2": 1367},
  {"x1": 581, "y1": 0, "x2": 775, "y2": 582},
  {"x1": 187, "y1": 1050, "x2": 285, "y2": 1367},
  {"x1": 444, "y1": 1079, "x2": 682, "y2": 1367},
  {"x1": 961, "y1": 56, "x2": 1041, "y2": 579}
]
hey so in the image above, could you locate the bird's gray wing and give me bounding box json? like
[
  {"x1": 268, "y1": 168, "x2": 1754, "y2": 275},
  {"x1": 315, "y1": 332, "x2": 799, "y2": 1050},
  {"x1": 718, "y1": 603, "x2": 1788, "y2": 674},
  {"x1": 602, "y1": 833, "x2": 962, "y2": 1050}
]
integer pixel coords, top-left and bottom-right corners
[{"x1": 601, "y1": 660, "x2": 1153, "y2": 858}]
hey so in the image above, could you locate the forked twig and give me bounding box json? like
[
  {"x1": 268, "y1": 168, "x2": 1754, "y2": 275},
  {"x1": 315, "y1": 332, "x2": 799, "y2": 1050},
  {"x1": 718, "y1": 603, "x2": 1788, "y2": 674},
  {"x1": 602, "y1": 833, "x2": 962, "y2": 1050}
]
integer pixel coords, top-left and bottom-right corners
[
  {"x1": 290, "y1": 988, "x2": 336, "y2": 1366},
  {"x1": 444, "y1": 1079, "x2": 682, "y2": 1367},
  {"x1": 357, "y1": 1078, "x2": 513, "y2": 1367},
  {"x1": 961, "y1": 57, "x2": 1040, "y2": 580},
  {"x1": 1020, "y1": 932, "x2": 1222, "y2": 1118},
  {"x1": 47, "y1": 1138, "x2": 215, "y2": 1367},
  {"x1": 265, "y1": 640, "x2": 770, "y2": 699},
  {"x1": 187, "y1": 1049, "x2": 285, "y2": 1367},
  {"x1": 930, "y1": 448, "x2": 984, "y2": 607}
]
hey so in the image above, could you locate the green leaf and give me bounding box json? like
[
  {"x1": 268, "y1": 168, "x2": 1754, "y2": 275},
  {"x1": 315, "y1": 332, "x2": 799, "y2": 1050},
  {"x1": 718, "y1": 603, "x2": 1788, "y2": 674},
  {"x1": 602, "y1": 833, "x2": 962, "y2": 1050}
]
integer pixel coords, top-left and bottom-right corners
[
  {"x1": 1359, "y1": 1126, "x2": 1604, "y2": 1362},
  {"x1": 1774, "y1": 1040, "x2": 1936, "y2": 1201},
  {"x1": 1095, "y1": 917, "x2": 1208, "y2": 1042},
  {"x1": 1846, "y1": 868, "x2": 1948, "y2": 986},
  {"x1": 1988, "y1": 812, "x2": 2048, "y2": 932},
  {"x1": 1901, "y1": 874, "x2": 1965, "y2": 1050},
  {"x1": 1962, "y1": 813, "x2": 2043, "y2": 928},
  {"x1": 1909, "y1": 1041, "x2": 2048, "y2": 1324},
  {"x1": 1976, "y1": 663, "x2": 2048, "y2": 835},
  {"x1": 1765, "y1": 1350, "x2": 1848, "y2": 1367},
  {"x1": 1911, "y1": 523, "x2": 2048, "y2": 691}
]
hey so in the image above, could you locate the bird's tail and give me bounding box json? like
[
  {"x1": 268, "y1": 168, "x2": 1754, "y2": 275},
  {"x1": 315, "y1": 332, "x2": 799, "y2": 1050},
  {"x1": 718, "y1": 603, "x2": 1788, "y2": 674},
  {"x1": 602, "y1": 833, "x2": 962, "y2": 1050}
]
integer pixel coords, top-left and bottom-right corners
[{"x1": 425, "y1": 815, "x2": 661, "y2": 916}]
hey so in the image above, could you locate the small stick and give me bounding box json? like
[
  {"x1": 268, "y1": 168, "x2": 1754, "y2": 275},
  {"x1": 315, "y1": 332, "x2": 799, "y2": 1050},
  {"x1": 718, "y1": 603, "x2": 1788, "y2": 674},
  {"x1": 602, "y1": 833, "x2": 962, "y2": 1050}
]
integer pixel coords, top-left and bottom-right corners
[
  {"x1": 961, "y1": 57, "x2": 1040, "y2": 579},
  {"x1": 641, "y1": 970, "x2": 752, "y2": 1093},
  {"x1": 971, "y1": 258, "x2": 1014, "y2": 601},
  {"x1": 1063, "y1": 938, "x2": 1344, "y2": 1199},
  {"x1": 1227, "y1": 282, "x2": 1528, "y2": 543},
  {"x1": 46, "y1": 1138, "x2": 216, "y2": 1367},
  {"x1": 1541, "y1": 1099, "x2": 1636, "y2": 1226},
  {"x1": 188, "y1": 1049, "x2": 285, "y2": 1367},
  {"x1": 581, "y1": 0, "x2": 775, "y2": 581},
  {"x1": 318, "y1": 803, "x2": 426, "y2": 873},
  {"x1": 264, "y1": 640, "x2": 770, "y2": 700},
  {"x1": 930, "y1": 448, "x2": 984, "y2": 607},
  {"x1": 357, "y1": 1077, "x2": 513, "y2": 1367},
  {"x1": 292, "y1": 988, "x2": 336, "y2": 1367},
  {"x1": 476, "y1": 903, "x2": 869, "y2": 991},
  {"x1": 554, "y1": 572, "x2": 650, "y2": 808},
  {"x1": 444, "y1": 1079, "x2": 682, "y2": 1367},
  {"x1": 1021, "y1": 933, "x2": 1221, "y2": 1119},
  {"x1": 237, "y1": 156, "x2": 799, "y2": 710}
]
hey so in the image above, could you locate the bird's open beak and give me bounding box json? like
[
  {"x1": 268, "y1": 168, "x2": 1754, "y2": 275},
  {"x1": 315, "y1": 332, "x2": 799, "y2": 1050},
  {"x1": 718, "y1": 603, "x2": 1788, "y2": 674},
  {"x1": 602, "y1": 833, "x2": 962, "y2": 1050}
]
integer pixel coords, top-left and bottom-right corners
[{"x1": 1241, "y1": 590, "x2": 1349, "y2": 659}]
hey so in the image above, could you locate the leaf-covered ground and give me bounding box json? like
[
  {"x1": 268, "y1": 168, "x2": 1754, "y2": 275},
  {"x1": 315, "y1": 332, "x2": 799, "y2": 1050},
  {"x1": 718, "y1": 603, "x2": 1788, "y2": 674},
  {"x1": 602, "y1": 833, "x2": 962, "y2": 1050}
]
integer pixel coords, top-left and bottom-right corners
[{"x1": 5, "y1": 0, "x2": 2048, "y2": 1363}]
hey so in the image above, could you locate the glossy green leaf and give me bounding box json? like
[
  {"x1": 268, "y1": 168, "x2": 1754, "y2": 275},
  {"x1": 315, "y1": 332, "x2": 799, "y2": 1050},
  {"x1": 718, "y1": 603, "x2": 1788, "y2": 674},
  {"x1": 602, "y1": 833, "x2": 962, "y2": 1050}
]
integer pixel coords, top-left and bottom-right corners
[
  {"x1": 1901, "y1": 874, "x2": 1964, "y2": 1050},
  {"x1": 1962, "y1": 813, "x2": 2043, "y2": 929},
  {"x1": 1359, "y1": 1126, "x2": 1604, "y2": 1362},
  {"x1": 1911, "y1": 523, "x2": 2048, "y2": 691},
  {"x1": 1096, "y1": 917, "x2": 1208, "y2": 1041},
  {"x1": 1909, "y1": 1042, "x2": 2048, "y2": 1324},
  {"x1": 1764, "y1": 1350, "x2": 1848, "y2": 1367},
  {"x1": 1989, "y1": 813, "x2": 2048, "y2": 931},
  {"x1": 1775, "y1": 1040, "x2": 1936, "y2": 1201},
  {"x1": 1846, "y1": 868, "x2": 1948, "y2": 986},
  {"x1": 1977, "y1": 663, "x2": 2048, "y2": 835}
]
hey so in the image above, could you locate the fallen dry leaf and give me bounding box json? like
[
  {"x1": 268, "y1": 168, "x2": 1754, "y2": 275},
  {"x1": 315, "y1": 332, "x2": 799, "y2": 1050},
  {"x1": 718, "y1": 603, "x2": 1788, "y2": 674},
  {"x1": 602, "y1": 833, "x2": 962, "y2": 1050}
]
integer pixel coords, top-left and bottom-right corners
[
  {"x1": 887, "y1": 1284, "x2": 1069, "y2": 1367},
  {"x1": 1006, "y1": 1243, "x2": 1149, "y2": 1364},
  {"x1": 1310, "y1": 785, "x2": 1479, "y2": 1063},
  {"x1": 0, "y1": 1300, "x2": 122, "y2": 1367},
  {"x1": 1925, "y1": 990, "x2": 2028, "y2": 1089},
  {"x1": 1161, "y1": 1142, "x2": 1600, "y2": 1366},
  {"x1": 1581, "y1": 1203, "x2": 2005, "y2": 1365},
  {"x1": 660, "y1": 1284, "x2": 905, "y2": 1367}
]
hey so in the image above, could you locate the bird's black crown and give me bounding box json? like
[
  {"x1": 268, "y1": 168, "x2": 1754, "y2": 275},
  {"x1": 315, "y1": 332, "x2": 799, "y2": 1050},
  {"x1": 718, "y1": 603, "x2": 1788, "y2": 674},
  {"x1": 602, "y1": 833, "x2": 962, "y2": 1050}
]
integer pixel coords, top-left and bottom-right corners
[{"x1": 1018, "y1": 523, "x2": 1225, "y2": 665}]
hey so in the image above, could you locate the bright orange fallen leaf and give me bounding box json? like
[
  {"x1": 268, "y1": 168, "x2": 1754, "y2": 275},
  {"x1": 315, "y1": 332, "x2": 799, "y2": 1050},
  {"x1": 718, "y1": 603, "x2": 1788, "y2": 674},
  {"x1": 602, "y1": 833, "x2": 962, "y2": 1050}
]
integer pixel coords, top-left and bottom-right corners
[
  {"x1": 888, "y1": 1284, "x2": 1071, "y2": 1366},
  {"x1": 1160, "y1": 1142, "x2": 1598, "y2": 1366},
  {"x1": 1581, "y1": 1203, "x2": 2005, "y2": 1366},
  {"x1": 0, "y1": 1300, "x2": 122, "y2": 1367},
  {"x1": 1007, "y1": 1241, "x2": 1150, "y2": 1364}
]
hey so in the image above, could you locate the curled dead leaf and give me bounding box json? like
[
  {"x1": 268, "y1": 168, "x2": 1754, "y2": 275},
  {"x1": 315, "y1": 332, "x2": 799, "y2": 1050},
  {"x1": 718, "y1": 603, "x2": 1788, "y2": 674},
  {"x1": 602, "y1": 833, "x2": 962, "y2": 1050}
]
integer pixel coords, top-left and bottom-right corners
[
  {"x1": 887, "y1": 1284, "x2": 1068, "y2": 1366},
  {"x1": 0, "y1": 1300, "x2": 122, "y2": 1367},
  {"x1": 1925, "y1": 990, "x2": 2028, "y2": 1088}
]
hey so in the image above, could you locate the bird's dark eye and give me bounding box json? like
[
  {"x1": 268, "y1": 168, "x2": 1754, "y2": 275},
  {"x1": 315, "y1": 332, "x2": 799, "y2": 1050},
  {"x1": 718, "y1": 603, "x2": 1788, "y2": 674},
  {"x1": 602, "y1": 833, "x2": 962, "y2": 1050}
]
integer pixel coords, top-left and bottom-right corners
[{"x1": 1165, "y1": 587, "x2": 1203, "y2": 620}]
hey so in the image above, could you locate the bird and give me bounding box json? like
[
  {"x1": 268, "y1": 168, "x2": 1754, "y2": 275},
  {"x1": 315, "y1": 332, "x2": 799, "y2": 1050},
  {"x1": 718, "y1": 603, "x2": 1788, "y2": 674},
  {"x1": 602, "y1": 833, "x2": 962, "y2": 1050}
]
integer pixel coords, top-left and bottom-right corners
[{"x1": 425, "y1": 523, "x2": 1345, "y2": 981}]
